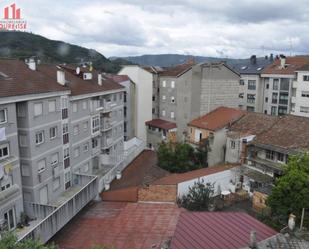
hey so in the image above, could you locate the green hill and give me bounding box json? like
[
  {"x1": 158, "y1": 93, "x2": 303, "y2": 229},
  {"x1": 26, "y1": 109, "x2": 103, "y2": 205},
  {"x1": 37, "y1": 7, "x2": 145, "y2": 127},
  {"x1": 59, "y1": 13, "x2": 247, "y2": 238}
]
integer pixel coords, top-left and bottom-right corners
[{"x1": 0, "y1": 31, "x2": 123, "y2": 73}]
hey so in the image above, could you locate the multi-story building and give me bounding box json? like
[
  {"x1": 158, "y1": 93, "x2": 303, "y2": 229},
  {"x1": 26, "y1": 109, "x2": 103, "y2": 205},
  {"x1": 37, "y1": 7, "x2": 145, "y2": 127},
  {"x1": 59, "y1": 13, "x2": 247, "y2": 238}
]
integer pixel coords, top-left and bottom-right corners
[
  {"x1": 105, "y1": 74, "x2": 136, "y2": 141},
  {"x1": 0, "y1": 58, "x2": 126, "y2": 241},
  {"x1": 187, "y1": 107, "x2": 245, "y2": 166},
  {"x1": 158, "y1": 61, "x2": 240, "y2": 140},
  {"x1": 231, "y1": 55, "x2": 273, "y2": 113},
  {"x1": 291, "y1": 64, "x2": 309, "y2": 117},
  {"x1": 118, "y1": 65, "x2": 153, "y2": 142},
  {"x1": 261, "y1": 55, "x2": 309, "y2": 116}
]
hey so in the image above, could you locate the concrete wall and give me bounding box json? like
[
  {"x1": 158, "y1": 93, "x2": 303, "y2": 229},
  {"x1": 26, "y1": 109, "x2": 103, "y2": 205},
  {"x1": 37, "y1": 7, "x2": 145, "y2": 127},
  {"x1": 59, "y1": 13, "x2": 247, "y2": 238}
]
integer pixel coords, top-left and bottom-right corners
[
  {"x1": 118, "y1": 66, "x2": 153, "y2": 142},
  {"x1": 292, "y1": 71, "x2": 309, "y2": 117},
  {"x1": 208, "y1": 128, "x2": 228, "y2": 167},
  {"x1": 177, "y1": 169, "x2": 238, "y2": 197}
]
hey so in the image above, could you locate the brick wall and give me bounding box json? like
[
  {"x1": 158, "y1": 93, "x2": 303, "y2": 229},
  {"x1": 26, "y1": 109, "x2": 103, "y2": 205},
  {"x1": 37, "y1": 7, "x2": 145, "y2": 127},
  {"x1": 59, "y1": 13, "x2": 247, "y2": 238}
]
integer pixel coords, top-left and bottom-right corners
[{"x1": 138, "y1": 184, "x2": 177, "y2": 202}]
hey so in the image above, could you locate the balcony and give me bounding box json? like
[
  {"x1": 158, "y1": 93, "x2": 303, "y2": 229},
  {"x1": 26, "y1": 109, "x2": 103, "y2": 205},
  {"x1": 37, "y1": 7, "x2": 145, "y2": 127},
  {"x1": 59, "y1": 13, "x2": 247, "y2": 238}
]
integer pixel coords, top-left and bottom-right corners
[
  {"x1": 102, "y1": 137, "x2": 113, "y2": 149},
  {"x1": 0, "y1": 184, "x2": 21, "y2": 206},
  {"x1": 18, "y1": 174, "x2": 98, "y2": 244},
  {"x1": 101, "y1": 118, "x2": 113, "y2": 131}
]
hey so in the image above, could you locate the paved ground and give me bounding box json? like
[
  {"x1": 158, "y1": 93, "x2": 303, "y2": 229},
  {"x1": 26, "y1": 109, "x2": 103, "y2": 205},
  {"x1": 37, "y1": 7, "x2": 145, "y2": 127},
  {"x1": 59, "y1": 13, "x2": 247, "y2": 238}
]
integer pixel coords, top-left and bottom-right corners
[{"x1": 51, "y1": 201, "x2": 182, "y2": 249}]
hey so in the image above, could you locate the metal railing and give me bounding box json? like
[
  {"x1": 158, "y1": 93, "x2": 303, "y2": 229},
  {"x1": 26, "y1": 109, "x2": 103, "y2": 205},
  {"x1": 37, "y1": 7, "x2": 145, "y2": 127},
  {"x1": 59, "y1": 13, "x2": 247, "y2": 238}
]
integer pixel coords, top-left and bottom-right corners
[{"x1": 18, "y1": 174, "x2": 98, "y2": 244}]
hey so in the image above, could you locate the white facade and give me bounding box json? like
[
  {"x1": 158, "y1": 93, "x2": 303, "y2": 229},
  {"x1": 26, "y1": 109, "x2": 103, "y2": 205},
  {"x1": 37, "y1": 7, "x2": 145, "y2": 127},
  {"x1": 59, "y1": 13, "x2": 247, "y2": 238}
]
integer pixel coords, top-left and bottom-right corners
[
  {"x1": 177, "y1": 168, "x2": 239, "y2": 197},
  {"x1": 291, "y1": 70, "x2": 309, "y2": 117},
  {"x1": 118, "y1": 66, "x2": 153, "y2": 142}
]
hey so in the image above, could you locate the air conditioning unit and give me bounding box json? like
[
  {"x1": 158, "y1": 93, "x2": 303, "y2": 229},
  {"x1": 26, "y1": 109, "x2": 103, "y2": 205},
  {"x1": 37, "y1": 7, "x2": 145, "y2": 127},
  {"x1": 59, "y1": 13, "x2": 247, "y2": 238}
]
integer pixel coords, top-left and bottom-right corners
[{"x1": 83, "y1": 73, "x2": 93, "y2": 80}]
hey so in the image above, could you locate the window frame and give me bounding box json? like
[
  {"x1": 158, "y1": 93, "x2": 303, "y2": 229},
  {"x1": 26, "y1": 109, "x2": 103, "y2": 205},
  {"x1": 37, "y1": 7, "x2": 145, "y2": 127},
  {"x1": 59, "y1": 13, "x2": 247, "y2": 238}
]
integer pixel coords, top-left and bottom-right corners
[
  {"x1": 0, "y1": 109, "x2": 7, "y2": 124},
  {"x1": 35, "y1": 131, "x2": 45, "y2": 145}
]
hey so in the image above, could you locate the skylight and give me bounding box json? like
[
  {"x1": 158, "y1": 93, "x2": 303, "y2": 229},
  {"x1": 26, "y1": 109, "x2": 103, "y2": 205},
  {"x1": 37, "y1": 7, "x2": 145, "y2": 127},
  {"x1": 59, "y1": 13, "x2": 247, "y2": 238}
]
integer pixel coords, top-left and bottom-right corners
[
  {"x1": 257, "y1": 67, "x2": 263, "y2": 71},
  {"x1": 241, "y1": 66, "x2": 248, "y2": 70}
]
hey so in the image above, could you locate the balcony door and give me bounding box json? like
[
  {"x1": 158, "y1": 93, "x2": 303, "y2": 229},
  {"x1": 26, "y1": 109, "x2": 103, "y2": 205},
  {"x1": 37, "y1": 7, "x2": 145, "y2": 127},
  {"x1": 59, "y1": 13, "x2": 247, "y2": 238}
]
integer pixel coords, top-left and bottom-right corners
[{"x1": 4, "y1": 208, "x2": 16, "y2": 230}]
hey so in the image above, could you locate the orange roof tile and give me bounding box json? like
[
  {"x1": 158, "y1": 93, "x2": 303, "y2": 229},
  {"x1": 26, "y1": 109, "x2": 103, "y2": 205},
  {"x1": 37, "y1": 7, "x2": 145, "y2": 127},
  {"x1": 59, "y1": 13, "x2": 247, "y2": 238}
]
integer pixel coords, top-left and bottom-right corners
[
  {"x1": 146, "y1": 119, "x2": 177, "y2": 130},
  {"x1": 188, "y1": 107, "x2": 246, "y2": 131},
  {"x1": 152, "y1": 164, "x2": 239, "y2": 185}
]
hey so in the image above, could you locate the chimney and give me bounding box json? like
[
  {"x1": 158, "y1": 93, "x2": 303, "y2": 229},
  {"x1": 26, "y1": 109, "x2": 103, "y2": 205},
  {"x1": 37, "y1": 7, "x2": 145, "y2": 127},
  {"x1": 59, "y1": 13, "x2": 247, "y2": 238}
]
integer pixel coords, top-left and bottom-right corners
[
  {"x1": 270, "y1": 53, "x2": 274, "y2": 61},
  {"x1": 280, "y1": 54, "x2": 286, "y2": 69},
  {"x1": 26, "y1": 58, "x2": 36, "y2": 71},
  {"x1": 98, "y1": 73, "x2": 102, "y2": 86},
  {"x1": 57, "y1": 70, "x2": 66, "y2": 86},
  {"x1": 250, "y1": 55, "x2": 257, "y2": 65},
  {"x1": 249, "y1": 230, "x2": 257, "y2": 249}
]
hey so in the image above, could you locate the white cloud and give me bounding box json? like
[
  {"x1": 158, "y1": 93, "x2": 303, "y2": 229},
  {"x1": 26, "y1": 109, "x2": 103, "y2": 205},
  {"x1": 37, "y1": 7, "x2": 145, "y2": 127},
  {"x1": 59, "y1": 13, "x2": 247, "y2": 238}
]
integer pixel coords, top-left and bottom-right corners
[{"x1": 3, "y1": 0, "x2": 309, "y2": 58}]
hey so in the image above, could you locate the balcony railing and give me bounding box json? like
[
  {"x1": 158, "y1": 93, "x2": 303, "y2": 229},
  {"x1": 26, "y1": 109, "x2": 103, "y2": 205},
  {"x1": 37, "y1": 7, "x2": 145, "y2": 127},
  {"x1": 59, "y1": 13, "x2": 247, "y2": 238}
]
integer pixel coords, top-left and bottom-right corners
[{"x1": 18, "y1": 174, "x2": 98, "y2": 244}]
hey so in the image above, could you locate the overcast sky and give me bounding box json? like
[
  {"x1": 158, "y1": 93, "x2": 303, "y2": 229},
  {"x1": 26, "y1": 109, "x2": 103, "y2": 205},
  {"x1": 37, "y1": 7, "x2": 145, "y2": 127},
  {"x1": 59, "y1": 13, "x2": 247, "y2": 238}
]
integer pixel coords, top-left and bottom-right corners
[{"x1": 3, "y1": 0, "x2": 309, "y2": 58}]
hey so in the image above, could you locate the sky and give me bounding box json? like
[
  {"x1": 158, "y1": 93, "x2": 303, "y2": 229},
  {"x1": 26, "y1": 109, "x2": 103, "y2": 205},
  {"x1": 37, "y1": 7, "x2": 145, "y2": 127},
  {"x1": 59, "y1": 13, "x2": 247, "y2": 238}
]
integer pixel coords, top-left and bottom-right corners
[{"x1": 1, "y1": 0, "x2": 309, "y2": 58}]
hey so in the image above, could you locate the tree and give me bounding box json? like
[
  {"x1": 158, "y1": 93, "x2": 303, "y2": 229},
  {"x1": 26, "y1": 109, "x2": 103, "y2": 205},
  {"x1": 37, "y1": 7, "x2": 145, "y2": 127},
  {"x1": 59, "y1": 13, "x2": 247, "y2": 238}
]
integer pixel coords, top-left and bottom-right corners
[
  {"x1": 267, "y1": 153, "x2": 309, "y2": 227},
  {"x1": 177, "y1": 179, "x2": 214, "y2": 211},
  {"x1": 157, "y1": 141, "x2": 209, "y2": 173},
  {"x1": 0, "y1": 231, "x2": 57, "y2": 249}
]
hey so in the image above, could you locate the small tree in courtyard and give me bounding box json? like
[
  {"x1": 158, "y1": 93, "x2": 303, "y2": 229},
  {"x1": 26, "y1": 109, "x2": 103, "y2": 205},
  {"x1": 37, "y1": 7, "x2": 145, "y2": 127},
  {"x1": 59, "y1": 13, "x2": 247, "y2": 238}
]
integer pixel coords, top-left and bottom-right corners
[
  {"x1": 177, "y1": 179, "x2": 214, "y2": 211},
  {"x1": 267, "y1": 153, "x2": 309, "y2": 227}
]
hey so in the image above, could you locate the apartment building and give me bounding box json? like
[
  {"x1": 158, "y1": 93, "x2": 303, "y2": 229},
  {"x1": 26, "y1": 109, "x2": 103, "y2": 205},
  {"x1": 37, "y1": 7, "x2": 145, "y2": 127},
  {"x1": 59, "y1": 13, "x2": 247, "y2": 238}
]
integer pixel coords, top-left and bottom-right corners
[
  {"x1": 187, "y1": 107, "x2": 245, "y2": 166},
  {"x1": 118, "y1": 65, "x2": 153, "y2": 142},
  {"x1": 0, "y1": 59, "x2": 125, "y2": 240},
  {"x1": 291, "y1": 64, "x2": 309, "y2": 117},
  {"x1": 158, "y1": 61, "x2": 240, "y2": 140},
  {"x1": 105, "y1": 74, "x2": 136, "y2": 140},
  {"x1": 261, "y1": 55, "x2": 309, "y2": 116},
  {"x1": 232, "y1": 55, "x2": 273, "y2": 112}
]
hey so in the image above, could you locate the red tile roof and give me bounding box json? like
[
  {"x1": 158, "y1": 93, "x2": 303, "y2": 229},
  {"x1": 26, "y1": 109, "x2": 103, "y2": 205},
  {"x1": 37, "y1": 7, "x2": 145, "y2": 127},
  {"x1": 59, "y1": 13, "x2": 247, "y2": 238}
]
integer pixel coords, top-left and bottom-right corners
[
  {"x1": 160, "y1": 62, "x2": 195, "y2": 77},
  {"x1": 262, "y1": 56, "x2": 309, "y2": 75},
  {"x1": 152, "y1": 164, "x2": 239, "y2": 185},
  {"x1": 0, "y1": 59, "x2": 124, "y2": 98},
  {"x1": 171, "y1": 212, "x2": 277, "y2": 249},
  {"x1": 104, "y1": 74, "x2": 131, "y2": 83},
  {"x1": 188, "y1": 107, "x2": 246, "y2": 131},
  {"x1": 146, "y1": 119, "x2": 177, "y2": 130}
]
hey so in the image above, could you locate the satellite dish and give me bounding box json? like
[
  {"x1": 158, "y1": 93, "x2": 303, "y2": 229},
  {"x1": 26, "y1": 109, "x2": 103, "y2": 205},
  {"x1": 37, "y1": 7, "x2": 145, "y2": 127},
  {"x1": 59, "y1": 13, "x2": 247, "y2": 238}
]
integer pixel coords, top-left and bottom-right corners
[{"x1": 76, "y1": 67, "x2": 80, "y2": 75}]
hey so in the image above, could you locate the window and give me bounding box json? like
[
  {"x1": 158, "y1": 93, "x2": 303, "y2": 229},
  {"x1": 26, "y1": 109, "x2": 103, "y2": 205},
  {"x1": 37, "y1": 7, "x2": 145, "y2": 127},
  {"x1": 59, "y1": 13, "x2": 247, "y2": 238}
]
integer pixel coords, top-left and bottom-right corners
[
  {"x1": 72, "y1": 102, "x2": 78, "y2": 113},
  {"x1": 113, "y1": 94, "x2": 117, "y2": 102},
  {"x1": 239, "y1": 80, "x2": 245, "y2": 85},
  {"x1": 248, "y1": 80, "x2": 256, "y2": 90},
  {"x1": 124, "y1": 106, "x2": 127, "y2": 118},
  {"x1": 37, "y1": 159, "x2": 46, "y2": 173},
  {"x1": 0, "y1": 109, "x2": 7, "y2": 124},
  {"x1": 51, "y1": 153, "x2": 58, "y2": 165},
  {"x1": 171, "y1": 111, "x2": 175, "y2": 119},
  {"x1": 301, "y1": 91, "x2": 309, "y2": 98},
  {"x1": 273, "y1": 79, "x2": 279, "y2": 90},
  {"x1": 48, "y1": 100, "x2": 56, "y2": 112},
  {"x1": 300, "y1": 106, "x2": 309, "y2": 113},
  {"x1": 74, "y1": 147, "x2": 80, "y2": 158},
  {"x1": 247, "y1": 94, "x2": 255, "y2": 103},
  {"x1": 21, "y1": 164, "x2": 30, "y2": 177},
  {"x1": 81, "y1": 122, "x2": 87, "y2": 132},
  {"x1": 124, "y1": 92, "x2": 127, "y2": 103},
  {"x1": 162, "y1": 110, "x2": 166, "y2": 117},
  {"x1": 265, "y1": 97, "x2": 268, "y2": 103},
  {"x1": 247, "y1": 106, "x2": 255, "y2": 112},
  {"x1": 171, "y1": 96, "x2": 175, "y2": 103},
  {"x1": 34, "y1": 103, "x2": 43, "y2": 116},
  {"x1": 303, "y1": 75, "x2": 309, "y2": 81},
  {"x1": 272, "y1": 93, "x2": 278, "y2": 104},
  {"x1": 19, "y1": 135, "x2": 27, "y2": 147},
  {"x1": 50, "y1": 127, "x2": 57, "y2": 139},
  {"x1": 277, "y1": 152, "x2": 285, "y2": 162},
  {"x1": 152, "y1": 108, "x2": 155, "y2": 114},
  {"x1": 171, "y1": 81, "x2": 175, "y2": 88},
  {"x1": 278, "y1": 106, "x2": 287, "y2": 115},
  {"x1": 53, "y1": 177, "x2": 60, "y2": 191},
  {"x1": 239, "y1": 93, "x2": 244, "y2": 98},
  {"x1": 35, "y1": 131, "x2": 44, "y2": 145},
  {"x1": 64, "y1": 171, "x2": 71, "y2": 190},
  {"x1": 92, "y1": 116, "x2": 100, "y2": 134},
  {"x1": 152, "y1": 95, "x2": 155, "y2": 101},
  {"x1": 63, "y1": 148, "x2": 70, "y2": 168},
  {"x1": 82, "y1": 101, "x2": 87, "y2": 110},
  {"x1": 62, "y1": 123, "x2": 69, "y2": 144},
  {"x1": 266, "y1": 84, "x2": 269, "y2": 89},
  {"x1": 230, "y1": 140, "x2": 235, "y2": 149},
  {"x1": 271, "y1": 106, "x2": 277, "y2": 115},
  {"x1": 73, "y1": 125, "x2": 79, "y2": 135},
  {"x1": 83, "y1": 143, "x2": 89, "y2": 152},
  {"x1": 280, "y1": 78, "x2": 290, "y2": 91},
  {"x1": 92, "y1": 138, "x2": 98, "y2": 148},
  {"x1": 0, "y1": 144, "x2": 9, "y2": 159},
  {"x1": 162, "y1": 95, "x2": 166, "y2": 101},
  {"x1": 279, "y1": 93, "x2": 289, "y2": 105},
  {"x1": 162, "y1": 80, "x2": 166, "y2": 87},
  {"x1": 4, "y1": 209, "x2": 15, "y2": 230},
  {"x1": 266, "y1": 150, "x2": 275, "y2": 160}
]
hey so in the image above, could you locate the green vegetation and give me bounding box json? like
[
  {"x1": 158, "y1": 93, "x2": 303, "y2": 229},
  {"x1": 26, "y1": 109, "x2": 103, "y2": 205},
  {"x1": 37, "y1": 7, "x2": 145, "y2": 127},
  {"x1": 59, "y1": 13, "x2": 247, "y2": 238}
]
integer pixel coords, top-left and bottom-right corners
[
  {"x1": 0, "y1": 232, "x2": 57, "y2": 249},
  {"x1": 0, "y1": 31, "x2": 128, "y2": 73},
  {"x1": 267, "y1": 153, "x2": 309, "y2": 227},
  {"x1": 157, "y1": 141, "x2": 209, "y2": 173},
  {"x1": 177, "y1": 180, "x2": 214, "y2": 211}
]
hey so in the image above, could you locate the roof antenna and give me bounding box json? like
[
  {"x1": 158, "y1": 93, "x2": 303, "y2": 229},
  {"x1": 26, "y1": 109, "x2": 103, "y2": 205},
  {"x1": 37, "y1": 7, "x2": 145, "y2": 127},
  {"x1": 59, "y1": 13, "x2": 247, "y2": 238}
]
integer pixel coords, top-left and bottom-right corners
[{"x1": 289, "y1": 38, "x2": 293, "y2": 57}]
